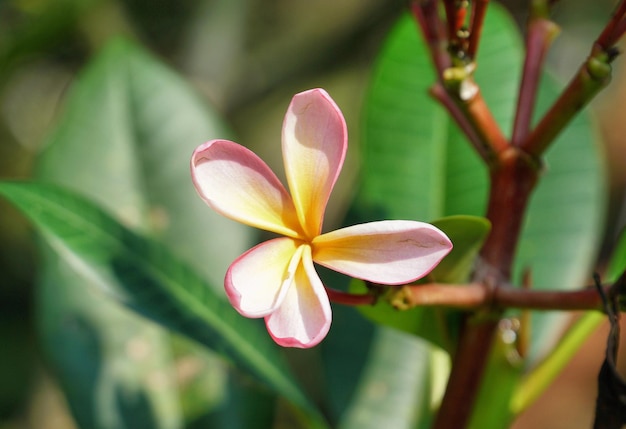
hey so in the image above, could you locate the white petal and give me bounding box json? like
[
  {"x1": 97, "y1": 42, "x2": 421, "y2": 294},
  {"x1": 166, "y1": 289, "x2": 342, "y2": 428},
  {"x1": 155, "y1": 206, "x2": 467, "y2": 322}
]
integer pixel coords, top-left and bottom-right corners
[
  {"x1": 312, "y1": 220, "x2": 453, "y2": 284},
  {"x1": 265, "y1": 245, "x2": 331, "y2": 348},
  {"x1": 282, "y1": 89, "x2": 347, "y2": 238},
  {"x1": 225, "y1": 238, "x2": 301, "y2": 317}
]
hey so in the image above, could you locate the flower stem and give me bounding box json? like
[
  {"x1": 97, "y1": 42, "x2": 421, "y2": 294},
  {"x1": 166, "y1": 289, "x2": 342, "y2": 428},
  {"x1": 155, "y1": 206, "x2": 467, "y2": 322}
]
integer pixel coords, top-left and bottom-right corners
[
  {"x1": 325, "y1": 287, "x2": 376, "y2": 306},
  {"x1": 399, "y1": 282, "x2": 608, "y2": 311}
]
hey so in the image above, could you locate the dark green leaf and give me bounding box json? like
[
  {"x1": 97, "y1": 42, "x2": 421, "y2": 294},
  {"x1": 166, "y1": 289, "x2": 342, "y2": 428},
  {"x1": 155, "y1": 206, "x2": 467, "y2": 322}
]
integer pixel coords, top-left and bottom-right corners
[
  {"x1": 33, "y1": 37, "x2": 291, "y2": 428},
  {"x1": 0, "y1": 181, "x2": 326, "y2": 428},
  {"x1": 607, "y1": 228, "x2": 626, "y2": 283},
  {"x1": 353, "y1": 3, "x2": 605, "y2": 428}
]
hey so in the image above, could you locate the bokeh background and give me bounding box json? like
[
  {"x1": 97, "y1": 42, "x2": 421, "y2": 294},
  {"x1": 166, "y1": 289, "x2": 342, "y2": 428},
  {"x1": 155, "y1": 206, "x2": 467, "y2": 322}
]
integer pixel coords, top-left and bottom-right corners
[{"x1": 1, "y1": 1, "x2": 625, "y2": 428}]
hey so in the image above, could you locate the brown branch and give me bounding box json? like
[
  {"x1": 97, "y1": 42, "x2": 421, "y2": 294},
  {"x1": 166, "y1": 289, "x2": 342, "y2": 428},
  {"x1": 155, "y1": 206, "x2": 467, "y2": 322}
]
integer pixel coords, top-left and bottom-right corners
[
  {"x1": 430, "y1": 80, "x2": 509, "y2": 162},
  {"x1": 397, "y1": 282, "x2": 488, "y2": 308},
  {"x1": 467, "y1": 0, "x2": 489, "y2": 59},
  {"x1": 521, "y1": 50, "x2": 613, "y2": 158},
  {"x1": 596, "y1": 0, "x2": 626, "y2": 49},
  {"x1": 325, "y1": 287, "x2": 376, "y2": 306},
  {"x1": 429, "y1": 83, "x2": 492, "y2": 162},
  {"x1": 511, "y1": 17, "x2": 560, "y2": 146},
  {"x1": 410, "y1": 0, "x2": 450, "y2": 77},
  {"x1": 434, "y1": 318, "x2": 500, "y2": 428},
  {"x1": 398, "y1": 282, "x2": 607, "y2": 311},
  {"x1": 522, "y1": 0, "x2": 626, "y2": 157}
]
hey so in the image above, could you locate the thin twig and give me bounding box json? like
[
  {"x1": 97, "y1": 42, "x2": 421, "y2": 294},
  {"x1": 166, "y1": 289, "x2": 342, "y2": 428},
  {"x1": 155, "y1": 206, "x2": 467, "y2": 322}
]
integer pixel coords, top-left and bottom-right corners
[
  {"x1": 410, "y1": 0, "x2": 450, "y2": 77},
  {"x1": 467, "y1": 0, "x2": 489, "y2": 59},
  {"x1": 398, "y1": 282, "x2": 608, "y2": 311},
  {"x1": 325, "y1": 287, "x2": 376, "y2": 306},
  {"x1": 511, "y1": 17, "x2": 559, "y2": 146},
  {"x1": 429, "y1": 83, "x2": 491, "y2": 161}
]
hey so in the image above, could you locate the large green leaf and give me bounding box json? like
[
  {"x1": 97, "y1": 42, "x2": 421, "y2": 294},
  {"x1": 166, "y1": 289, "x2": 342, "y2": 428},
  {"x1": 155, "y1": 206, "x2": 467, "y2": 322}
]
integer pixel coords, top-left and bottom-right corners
[
  {"x1": 0, "y1": 181, "x2": 325, "y2": 427},
  {"x1": 31, "y1": 37, "x2": 321, "y2": 428},
  {"x1": 37, "y1": 38, "x2": 249, "y2": 283},
  {"x1": 350, "y1": 3, "x2": 605, "y2": 428},
  {"x1": 339, "y1": 328, "x2": 448, "y2": 429},
  {"x1": 357, "y1": 3, "x2": 604, "y2": 363},
  {"x1": 37, "y1": 245, "x2": 185, "y2": 429}
]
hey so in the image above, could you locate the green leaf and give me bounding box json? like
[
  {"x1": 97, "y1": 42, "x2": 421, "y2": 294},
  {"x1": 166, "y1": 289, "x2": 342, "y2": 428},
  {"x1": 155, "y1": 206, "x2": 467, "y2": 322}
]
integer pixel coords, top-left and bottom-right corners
[
  {"x1": 37, "y1": 38, "x2": 249, "y2": 285},
  {"x1": 429, "y1": 216, "x2": 491, "y2": 283},
  {"x1": 37, "y1": 245, "x2": 185, "y2": 429},
  {"x1": 33, "y1": 37, "x2": 289, "y2": 428},
  {"x1": 353, "y1": 3, "x2": 605, "y2": 428},
  {"x1": 0, "y1": 181, "x2": 326, "y2": 427},
  {"x1": 607, "y1": 228, "x2": 626, "y2": 283},
  {"x1": 357, "y1": 2, "x2": 604, "y2": 361},
  {"x1": 339, "y1": 328, "x2": 449, "y2": 429}
]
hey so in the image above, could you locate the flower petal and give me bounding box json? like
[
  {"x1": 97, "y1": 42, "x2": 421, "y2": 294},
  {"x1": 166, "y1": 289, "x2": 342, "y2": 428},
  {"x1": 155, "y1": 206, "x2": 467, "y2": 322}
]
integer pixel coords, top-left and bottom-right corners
[
  {"x1": 191, "y1": 139, "x2": 303, "y2": 237},
  {"x1": 265, "y1": 245, "x2": 331, "y2": 348},
  {"x1": 282, "y1": 89, "x2": 347, "y2": 238},
  {"x1": 312, "y1": 220, "x2": 453, "y2": 285},
  {"x1": 225, "y1": 238, "x2": 301, "y2": 317}
]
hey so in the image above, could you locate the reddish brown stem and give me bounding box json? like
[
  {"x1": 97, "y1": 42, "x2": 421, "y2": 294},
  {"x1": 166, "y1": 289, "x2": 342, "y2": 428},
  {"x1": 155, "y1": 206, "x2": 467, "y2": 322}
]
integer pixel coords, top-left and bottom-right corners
[
  {"x1": 596, "y1": 0, "x2": 626, "y2": 49},
  {"x1": 443, "y1": 0, "x2": 462, "y2": 42},
  {"x1": 400, "y1": 283, "x2": 488, "y2": 308},
  {"x1": 325, "y1": 287, "x2": 376, "y2": 306},
  {"x1": 430, "y1": 83, "x2": 508, "y2": 161},
  {"x1": 399, "y1": 282, "x2": 607, "y2": 311},
  {"x1": 511, "y1": 18, "x2": 559, "y2": 146},
  {"x1": 467, "y1": 0, "x2": 489, "y2": 59},
  {"x1": 434, "y1": 148, "x2": 540, "y2": 429},
  {"x1": 494, "y1": 286, "x2": 605, "y2": 311},
  {"x1": 462, "y1": 90, "x2": 509, "y2": 155},
  {"x1": 434, "y1": 319, "x2": 500, "y2": 428},
  {"x1": 521, "y1": 52, "x2": 611, "y2": 158},
  {"x1": 410, "y1": 0, "x2": 450, "y2": 77},
  {"x1": 430, "y1": 83, "x2": 491, "y2": 161}
]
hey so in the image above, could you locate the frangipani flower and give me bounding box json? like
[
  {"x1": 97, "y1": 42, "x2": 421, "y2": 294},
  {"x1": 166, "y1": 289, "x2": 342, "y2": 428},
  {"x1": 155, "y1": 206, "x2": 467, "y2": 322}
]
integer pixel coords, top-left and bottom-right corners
[{"x1": 191, "y1": 88, "x2": 452, "y2": 348}]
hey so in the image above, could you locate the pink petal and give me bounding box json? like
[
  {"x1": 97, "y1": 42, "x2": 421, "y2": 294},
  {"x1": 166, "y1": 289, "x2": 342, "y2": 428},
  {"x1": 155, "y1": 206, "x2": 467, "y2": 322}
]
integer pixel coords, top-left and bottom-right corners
[
  {"x1": 225, "y1": 238, "x2": 300, "y2": 317},
  {"x1": 265, "y1": 245, "x2": 331, "y2": 348},
  {"x1": 281, "y1": 89, "x2": 347, "y2": 239},
  {"x1": 312, "y1": 220, "x2": 453, "y2": 285},
  {"x1": 191, "y1": 139, "x2": 303, "y2": 238}
]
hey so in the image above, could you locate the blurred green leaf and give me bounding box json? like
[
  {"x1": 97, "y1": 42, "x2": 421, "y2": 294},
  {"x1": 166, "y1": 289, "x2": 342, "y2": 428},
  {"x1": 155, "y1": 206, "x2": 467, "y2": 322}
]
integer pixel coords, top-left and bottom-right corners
[
  {"x1": 339, "y1": 328, "x2": 448, "y2": 429},
  {"x1": 37, "y1": 38, "x2": 250, "y2": 284},
  {"x1": 0, "y1": 181, "x2": 326, "y2": 428},
  {"x1": 37, "y1": 245, "x2": 184, "y2": 429},
  {"x1": 607, "y1": 228, "x2": 626, "y2": 283},
  {"x1": 30, "y1": 37, "x2": 316, "y2": 428}
]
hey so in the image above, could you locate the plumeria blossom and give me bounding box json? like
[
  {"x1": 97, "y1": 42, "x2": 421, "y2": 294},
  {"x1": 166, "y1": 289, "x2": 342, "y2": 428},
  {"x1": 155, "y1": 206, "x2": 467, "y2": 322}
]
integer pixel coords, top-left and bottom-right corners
[{"x1": 191, "y1": 88, "x2": 452, "y2": 348}]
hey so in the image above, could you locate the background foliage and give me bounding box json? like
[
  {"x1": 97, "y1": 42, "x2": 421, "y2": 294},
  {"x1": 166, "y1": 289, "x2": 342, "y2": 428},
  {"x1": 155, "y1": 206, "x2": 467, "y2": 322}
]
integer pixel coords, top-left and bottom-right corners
[{"x1": 0, "y1": 1, "x2": 625, "y2": 428}]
